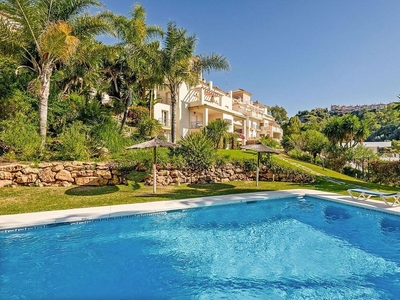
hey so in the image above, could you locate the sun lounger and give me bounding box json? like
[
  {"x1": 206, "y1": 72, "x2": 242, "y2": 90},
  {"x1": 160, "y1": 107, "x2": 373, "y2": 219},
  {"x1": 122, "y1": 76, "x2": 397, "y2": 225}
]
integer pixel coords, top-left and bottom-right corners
[{"x1": 347, "y1": 188, "x2": 400, "y2": 206}]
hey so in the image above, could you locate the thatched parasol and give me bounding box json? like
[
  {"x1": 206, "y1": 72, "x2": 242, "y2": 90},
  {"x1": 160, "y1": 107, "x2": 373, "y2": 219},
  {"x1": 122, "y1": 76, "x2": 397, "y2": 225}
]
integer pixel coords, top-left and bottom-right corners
[
  {"x1": 126, "y1": 137, "x2": 179, "y2": 193},
  {"x1": 240, "y1": 144, "x2": 280, "y2": 186}
]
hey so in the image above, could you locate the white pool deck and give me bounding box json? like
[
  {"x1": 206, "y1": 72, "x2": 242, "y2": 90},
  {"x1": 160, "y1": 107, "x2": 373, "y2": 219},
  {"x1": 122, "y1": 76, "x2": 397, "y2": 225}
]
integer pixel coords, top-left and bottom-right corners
[{"x1": 1, "y1": 189, "x2": 400, "y2": 231}]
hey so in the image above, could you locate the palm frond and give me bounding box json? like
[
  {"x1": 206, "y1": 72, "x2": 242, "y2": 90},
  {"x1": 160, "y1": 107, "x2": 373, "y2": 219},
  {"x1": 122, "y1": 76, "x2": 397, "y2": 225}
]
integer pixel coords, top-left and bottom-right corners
[
  {"x1": 197, "y1": 53, "x2": 230, "y2": 73},
  {"x1": 37, "y1": 0, "x2": 102, "y2": 22},
  {"x1": 71, "y1": 13, "x2": 112, "y2": 39},
  {"x1": 1, "y1": 0, "x2": 42, "y2": 48},
  {"x1": 38, "y1": 21, "x2": 79, "y2": 63}
]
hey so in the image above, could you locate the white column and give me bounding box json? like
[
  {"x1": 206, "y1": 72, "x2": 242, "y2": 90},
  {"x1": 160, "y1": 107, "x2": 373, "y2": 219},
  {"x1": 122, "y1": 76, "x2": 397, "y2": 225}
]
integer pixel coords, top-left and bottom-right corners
[
  {"x1": 203, "y1": 107, "x2": 208, "y2": 127},
  {"x1": 244, "y1": 118, "x2": 248, "y2": 143},
  {"x1": 199, "y1": 88, "x2": 204, "y2": 105}
]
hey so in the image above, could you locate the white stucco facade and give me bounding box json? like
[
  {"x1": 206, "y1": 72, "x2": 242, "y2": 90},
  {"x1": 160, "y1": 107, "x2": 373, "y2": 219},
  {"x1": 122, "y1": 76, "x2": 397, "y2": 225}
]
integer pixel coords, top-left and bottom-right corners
[{"x1": 153, "y1": 80, "x2": 283, "y2": 144}]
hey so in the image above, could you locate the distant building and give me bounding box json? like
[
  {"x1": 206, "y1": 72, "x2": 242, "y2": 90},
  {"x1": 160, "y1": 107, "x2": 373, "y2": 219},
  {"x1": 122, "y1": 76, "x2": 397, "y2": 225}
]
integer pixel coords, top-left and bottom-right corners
[
  {"x1": 362, "y1": 142, "x2": 391, "y2": 153},
  {"x1": 330, "y1": 103, "x2": 393, "y2": 115}
]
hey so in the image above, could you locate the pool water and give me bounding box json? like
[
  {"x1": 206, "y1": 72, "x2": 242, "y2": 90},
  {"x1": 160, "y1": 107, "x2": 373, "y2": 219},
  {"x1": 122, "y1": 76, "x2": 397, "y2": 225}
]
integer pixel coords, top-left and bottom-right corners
[{"x1": 2, "y1": 196, "x2": 400, "y2": 299}]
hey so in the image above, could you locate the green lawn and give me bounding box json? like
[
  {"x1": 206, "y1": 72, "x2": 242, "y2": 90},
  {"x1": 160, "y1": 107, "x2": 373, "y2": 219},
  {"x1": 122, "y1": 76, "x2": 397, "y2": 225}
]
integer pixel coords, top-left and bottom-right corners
[{"x1": 0, "y1": 152, "x2": 397, "y2": 215}]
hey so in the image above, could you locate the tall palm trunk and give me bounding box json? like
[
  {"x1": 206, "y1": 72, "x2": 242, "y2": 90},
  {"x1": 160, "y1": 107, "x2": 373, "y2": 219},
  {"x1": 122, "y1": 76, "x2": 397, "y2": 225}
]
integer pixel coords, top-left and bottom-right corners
[
  {"x1": 39, "y1": 66, "x2": 53, "y2": 147},
  {"x1": 170, "y1": 88, "x2": 177, "y2": 143},
  {"x1": 120, "y1": 90, "x2": 132, "y2": 132}
]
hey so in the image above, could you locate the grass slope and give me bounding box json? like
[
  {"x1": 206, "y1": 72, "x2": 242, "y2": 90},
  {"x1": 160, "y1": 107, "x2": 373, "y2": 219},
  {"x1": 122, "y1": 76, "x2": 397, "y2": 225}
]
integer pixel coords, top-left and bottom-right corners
[{"x1": 0, "y1": 152, "x2": 397, "y2": 215}]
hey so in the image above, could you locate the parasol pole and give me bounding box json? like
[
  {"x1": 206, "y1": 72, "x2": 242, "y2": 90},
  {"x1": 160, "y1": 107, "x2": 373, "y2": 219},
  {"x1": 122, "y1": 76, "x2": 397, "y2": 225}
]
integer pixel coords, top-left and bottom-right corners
[
  {"x1": 153, "y1": 147, "x2": 157, "y2": 193},
  {"x1": 256, "y1": 152, "x2": 260, "y2": 187}
]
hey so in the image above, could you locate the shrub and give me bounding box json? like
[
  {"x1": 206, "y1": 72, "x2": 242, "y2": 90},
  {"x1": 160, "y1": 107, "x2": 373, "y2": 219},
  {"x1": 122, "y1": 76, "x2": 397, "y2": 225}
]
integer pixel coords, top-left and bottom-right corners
[
  {"x1": 57, "y1": 121, "x2": 91, "y2": 160},
  {"x1": 0, "y1": 90, "x2": 37, "y2": 122},
  {"x1": 134, "y1": 117, "x2": 162, "y2": 138},
  {"x1": 91, "y1": 118, "x2": 130, "y2": 153},
  {"x1": 343, "y1": 166, "x2": 363, "y2": 178},
  {"x1": 288, "y1": 148, "x2": 312, "y2": 163},
  {"x1": 127, "y1": 106, "x2": 150, "y2": 127},
  {"x1": 0, "y1": 113, "x2": 41, "y2": 161},
  {"x1": 176, "y1": 132, "x2": 215, "y2": 171},
  {"x1": 202, "y1": 119, "x2": 229, "y2": 149},
  {"x1": 168, "y1": 153, "x2": 186, "y2": 169},
  {"x1": 243, "y1": 158, "x2": 257, "y2": 171},
  {"x1": 215, "y1": 153, "x2": 231, "y2": 167},
  {"x1": 229, "y1": 157, "x2": 257, "y2": 170},
  {"x1": 260, "y1": 136, "x2": 280, "y2": 148},
  {"x1": 78, "y1": 99, "x2": 110, "y2": 126},
  {"x1": 369, "y1": 160, "x2": 400, "y2": 187}
]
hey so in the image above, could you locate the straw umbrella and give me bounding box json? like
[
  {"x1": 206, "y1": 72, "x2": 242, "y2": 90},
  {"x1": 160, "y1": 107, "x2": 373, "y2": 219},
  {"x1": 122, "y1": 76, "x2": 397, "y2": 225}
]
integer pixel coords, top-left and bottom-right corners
[
  {"x1": 126, "y1": 137, "x2": 179, "y2": 193},
  {"x1": 240, "y1": 144, "x2": 280, "y2": 186}
]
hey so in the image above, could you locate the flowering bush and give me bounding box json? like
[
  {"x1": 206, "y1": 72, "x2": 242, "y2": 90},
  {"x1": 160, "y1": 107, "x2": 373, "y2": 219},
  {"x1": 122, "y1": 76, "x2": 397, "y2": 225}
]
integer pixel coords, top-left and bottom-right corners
[
  {"x1": 127, "y1": 106, "x2": 150, "y2": 127},
  {"x1": 369, "y1": 160, "x2": 400, "y2": 187}
]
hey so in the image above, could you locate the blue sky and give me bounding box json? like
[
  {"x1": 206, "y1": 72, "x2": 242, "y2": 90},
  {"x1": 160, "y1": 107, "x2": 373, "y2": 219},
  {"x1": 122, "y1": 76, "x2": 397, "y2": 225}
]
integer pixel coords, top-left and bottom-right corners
[{"x1": 99, "y1": 0, "x2": 400, "y2": 117}]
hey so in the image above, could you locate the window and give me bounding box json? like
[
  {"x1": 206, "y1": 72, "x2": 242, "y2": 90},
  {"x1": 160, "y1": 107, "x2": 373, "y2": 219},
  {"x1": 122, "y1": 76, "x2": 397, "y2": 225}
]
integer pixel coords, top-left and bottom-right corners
[{"x1": 161, "y1": 110, "x2": 169, "y2": 126}]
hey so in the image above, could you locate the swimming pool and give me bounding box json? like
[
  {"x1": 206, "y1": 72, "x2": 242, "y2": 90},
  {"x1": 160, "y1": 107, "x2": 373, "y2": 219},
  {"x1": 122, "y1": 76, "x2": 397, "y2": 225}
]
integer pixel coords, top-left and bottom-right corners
[{"x1": 1, "y1": 195, "x2": 400, "y2": 299}]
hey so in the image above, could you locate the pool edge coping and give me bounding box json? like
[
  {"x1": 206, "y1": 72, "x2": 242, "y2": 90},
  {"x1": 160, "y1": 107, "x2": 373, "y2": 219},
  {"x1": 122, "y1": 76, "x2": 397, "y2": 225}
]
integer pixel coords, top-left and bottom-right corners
[{"x1": 2, "y1": 189, "x2": 400, "y2": 231}]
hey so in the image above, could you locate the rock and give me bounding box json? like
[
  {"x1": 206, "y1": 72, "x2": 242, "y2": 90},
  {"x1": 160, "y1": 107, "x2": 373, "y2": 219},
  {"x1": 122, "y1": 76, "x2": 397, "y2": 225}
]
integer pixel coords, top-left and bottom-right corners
[
  {"x1": 0, "y1": 164, "x2": 24, "y2": 172},
  {"x1": 34, "y1": 179, "x2": 43, "y2": 187},
  {"x1": 63, "y1": 162, "x2": 74, "y2": 168},
  {"x1": 55, "y1": 170, "x2": 74, "y2": 182},
  {"x1": 96, "y1": 147, "x2": 109, "y2": 159},
  {"x1": 95, "y1": 169, "x2": 112, "y2": 179},
  {"x1": 38, "y1": 162, "x2": 52, "y2": 168},
  {"x1": 0, "y1": 180, "x2": 12, "y2": 188},
  {"x1": 75, "y1": 176, "x2": 108, "y2": 186},
  {"x1": 0, "y1": 171, "x2": 13, "y2": 180},
  {"x1": 59, "y1": 181, "x2": 72, "y2": 187},
  {"x1": 52, "y1": 164, "x2": 64, "y2": 172},
  {"x1": 81, "y1": 170, "x2": 94, "y2": 177},
  {"x1": 21, "y1": 167, "x2": 40, "y2": 175},
  {"x1": 158, "y1": 170, "x2": 169, "y2": 176},
  {"x1": 39, "y1": 168, "x2": 56, "y2": 183},
  {"x1": 83, "y1": 162, "x2": 96, "y2": 169},
  {"x1": 108, "y1": 175, "x2": 121, "y2": 185},
  {"x1": 111, "y1": 169, "x2": 121, "y2": 175},
  {"x1": 96, "y1": 162, "x2": 109, "y2": 170},
  {"x1": 15, "y1": 173, "x2": 37, "y2": 184}
]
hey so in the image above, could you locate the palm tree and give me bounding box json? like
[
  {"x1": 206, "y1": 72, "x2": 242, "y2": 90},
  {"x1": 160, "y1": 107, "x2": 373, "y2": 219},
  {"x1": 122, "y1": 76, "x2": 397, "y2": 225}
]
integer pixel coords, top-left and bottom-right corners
[
  {"x1": 105, "y1": 4, "x2": 163, "y2": 131},
  {"x1": 156, "y1": 22, "x2": 230, "y2": 143},
  {"x1": 323, "y1": 116, "x2": 344, "y2": 146},
  {"x1": 202, "y1": 119, "x2": 230, "y2": 149},
  {"x1": 0, "y1": 0, "x2": 108, "y2": 147}
]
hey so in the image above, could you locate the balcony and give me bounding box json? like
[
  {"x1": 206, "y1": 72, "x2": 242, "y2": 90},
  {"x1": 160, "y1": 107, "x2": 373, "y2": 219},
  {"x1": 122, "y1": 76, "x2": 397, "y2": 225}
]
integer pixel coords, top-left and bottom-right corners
[
  {"x1": 159, "y1": 97, "x2": 172, "y2": 105},
  {"x1": 190, "y1": 121, "x2": 204, "y2": 129},
  {"x1": 158, "y1": 118, "x2": 171, "y2": 127}
]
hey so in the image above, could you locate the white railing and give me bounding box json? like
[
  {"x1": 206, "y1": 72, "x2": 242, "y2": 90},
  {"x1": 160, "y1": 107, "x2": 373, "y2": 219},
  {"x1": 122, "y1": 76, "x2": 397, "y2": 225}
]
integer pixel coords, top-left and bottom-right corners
[{"x1": 190, "y1": 121, "x2": 203, "y2": 129}]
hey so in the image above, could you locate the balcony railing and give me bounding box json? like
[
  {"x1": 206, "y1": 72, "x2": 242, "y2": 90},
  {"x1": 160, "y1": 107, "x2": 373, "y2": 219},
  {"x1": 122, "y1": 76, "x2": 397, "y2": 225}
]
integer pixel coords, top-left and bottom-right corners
[
  {"x1": 190, "y1": 121, "x2": 204, "y2": 129},
  {"x1": 159, "y1": 98, "x2": 172, "y2": 105},
  {"x1": 158, "y1": 118, "x2": 171, "y2": 127}
]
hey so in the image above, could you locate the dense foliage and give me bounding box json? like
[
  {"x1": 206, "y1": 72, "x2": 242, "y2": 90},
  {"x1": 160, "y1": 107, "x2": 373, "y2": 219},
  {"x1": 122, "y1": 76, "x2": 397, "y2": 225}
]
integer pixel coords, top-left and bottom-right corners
[
  {"x1": 369, "y1": 160, "x2": 400, "y2": 187},
  {"x1": 0, "y1": 1, "x2": 229, "y2": 162}
]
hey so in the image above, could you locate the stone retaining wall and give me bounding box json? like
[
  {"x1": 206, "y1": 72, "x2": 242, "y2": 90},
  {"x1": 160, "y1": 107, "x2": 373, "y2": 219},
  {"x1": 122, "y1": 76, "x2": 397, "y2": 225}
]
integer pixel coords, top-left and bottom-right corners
[
  {"x1": 145, "y1": 164, "x2": 315, "y2": 186},
  {"x1": 0, "y1": 162, "x2": 315, "y2": 188},
  {"x1": 0, "y1": 162, "x2": 126, "y2": 188}
]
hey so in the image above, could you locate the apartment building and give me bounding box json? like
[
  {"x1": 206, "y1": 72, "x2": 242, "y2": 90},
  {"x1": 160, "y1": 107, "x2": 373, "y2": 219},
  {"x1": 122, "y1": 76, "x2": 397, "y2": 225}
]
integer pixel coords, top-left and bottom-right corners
[
  {"x1": 153, "y1": 80, "x2": 283, "y2": 145},
  {"x1": 330, "y1": 103, "x2": 390, "y2": 115},
  {"x1": 231, "y1": 89, "x2": 283, "y2": 142}
]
